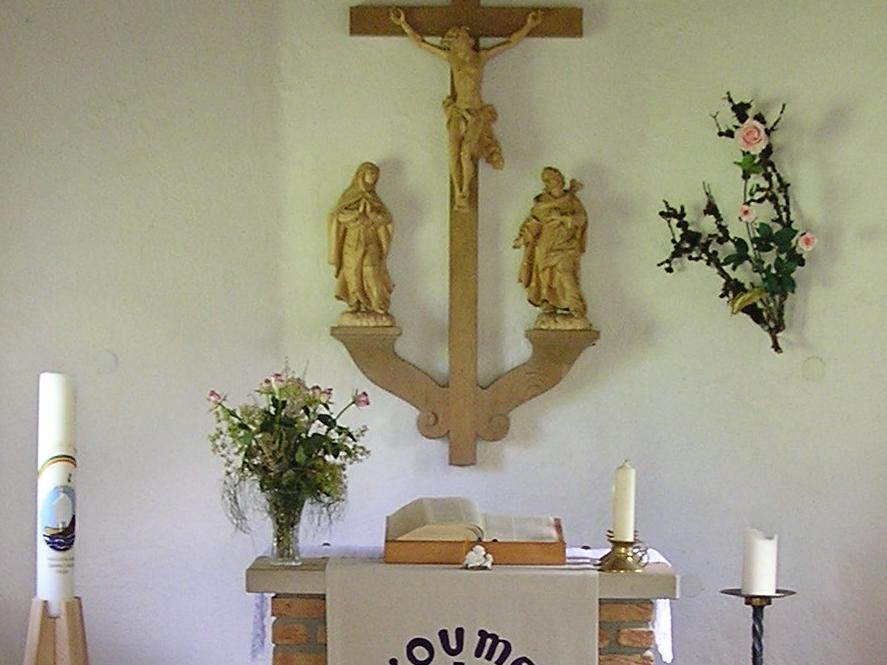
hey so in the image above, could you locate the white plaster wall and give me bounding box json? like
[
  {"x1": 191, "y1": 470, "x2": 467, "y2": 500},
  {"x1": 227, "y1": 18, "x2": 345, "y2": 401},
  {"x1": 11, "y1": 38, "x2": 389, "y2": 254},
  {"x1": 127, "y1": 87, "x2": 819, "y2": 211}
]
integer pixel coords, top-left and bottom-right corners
[{"x1": 3, "y1": 1, "x2": 886, "y2": 663}]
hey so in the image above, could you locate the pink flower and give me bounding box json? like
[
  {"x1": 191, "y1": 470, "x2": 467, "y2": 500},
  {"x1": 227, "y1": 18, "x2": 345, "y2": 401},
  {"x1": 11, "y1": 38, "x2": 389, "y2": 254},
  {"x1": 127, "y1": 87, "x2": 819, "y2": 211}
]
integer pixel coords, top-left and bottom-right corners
[
  {"x1": 207, "y1": 390, "x2": 224, "y2": 405},
  {"x1": 271, "y1": 372, "x2": 284, "y2": 383},
  {"x1": 353, "y1": 391, "x2": 370, "y2": 408},
  {"x1": 798, "y1": 232, "x2": 817, "y2": 251},
  {"x1": 738, "y1": 204, "x2": 757, "y2": 223},
  {"x1": 737, "y1": 119, "x2": 769, "y2": 154},
  {"x1": 311, "y1": 385, "x2": 332, "y2": 401}
]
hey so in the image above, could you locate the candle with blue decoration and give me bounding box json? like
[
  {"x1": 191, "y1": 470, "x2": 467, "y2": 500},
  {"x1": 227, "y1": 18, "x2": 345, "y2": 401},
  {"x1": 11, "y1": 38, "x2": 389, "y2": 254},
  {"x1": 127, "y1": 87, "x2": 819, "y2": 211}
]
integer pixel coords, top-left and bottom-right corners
[{"x1": 36, "y1": 372, "x2": 77, "y2": 617}]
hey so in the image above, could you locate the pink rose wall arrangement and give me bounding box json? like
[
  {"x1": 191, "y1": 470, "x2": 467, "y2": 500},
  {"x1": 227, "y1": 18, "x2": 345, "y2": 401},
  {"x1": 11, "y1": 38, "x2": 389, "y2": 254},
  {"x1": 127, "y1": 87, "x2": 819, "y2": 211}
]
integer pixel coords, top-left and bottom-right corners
[{"x1": 657, "y1": 93, "x2": 816, "y2": 354}]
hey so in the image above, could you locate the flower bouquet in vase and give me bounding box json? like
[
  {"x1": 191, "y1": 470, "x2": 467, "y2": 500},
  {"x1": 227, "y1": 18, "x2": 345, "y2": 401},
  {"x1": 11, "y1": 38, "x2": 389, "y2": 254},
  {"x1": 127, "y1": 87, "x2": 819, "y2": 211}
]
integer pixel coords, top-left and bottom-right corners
[{"x1": 207, "y1": 367, "x2": 370, "y2": 565}]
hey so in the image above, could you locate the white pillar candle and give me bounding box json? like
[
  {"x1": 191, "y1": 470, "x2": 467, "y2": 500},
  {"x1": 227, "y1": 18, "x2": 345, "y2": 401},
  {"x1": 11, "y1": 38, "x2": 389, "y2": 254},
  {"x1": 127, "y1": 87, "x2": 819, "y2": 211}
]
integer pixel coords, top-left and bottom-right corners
[
  {"x1": 36, "y1": 372, "x2": 77, "y2": 616},
  {"x1": 612, "y1": 460, "x2": 636, "y2": 542},
  {"x1": 741, "y1": 528, "x2": 778, "y2": 596}
]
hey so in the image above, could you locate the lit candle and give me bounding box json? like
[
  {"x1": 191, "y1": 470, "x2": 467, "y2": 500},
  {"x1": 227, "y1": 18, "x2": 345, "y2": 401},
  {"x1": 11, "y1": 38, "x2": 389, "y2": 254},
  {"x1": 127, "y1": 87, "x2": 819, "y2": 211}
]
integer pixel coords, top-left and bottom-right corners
[
  {"x1": 612, "y1": 460, "x2": 636, "y2": 542},
  {"x1": 36, "y1": 373, "x2": 77, "y2": 616},
  {"x1": 741, "y1": 528, "x2": 778, "y2": 596}
]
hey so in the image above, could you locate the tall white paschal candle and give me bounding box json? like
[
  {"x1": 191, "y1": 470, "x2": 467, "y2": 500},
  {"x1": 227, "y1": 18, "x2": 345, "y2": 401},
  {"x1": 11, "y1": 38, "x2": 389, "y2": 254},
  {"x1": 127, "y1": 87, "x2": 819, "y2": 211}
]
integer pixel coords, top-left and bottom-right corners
[
  {"x1": 36, "y1": 373, "x2": 77, "y2": 616},
  {"x1": 742, "y1": 528, "x2": 778, "y2": 595},
  {"x1": 612, "y1": 460, "x2": 636, "y2": 542}
]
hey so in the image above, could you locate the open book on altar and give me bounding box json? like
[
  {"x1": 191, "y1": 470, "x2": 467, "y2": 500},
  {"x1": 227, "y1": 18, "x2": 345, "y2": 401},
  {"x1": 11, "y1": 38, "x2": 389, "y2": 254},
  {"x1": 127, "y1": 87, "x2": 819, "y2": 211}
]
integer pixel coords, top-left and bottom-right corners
[{"x1": 384, "y1": 497, "x2": 566, "y2": 565}]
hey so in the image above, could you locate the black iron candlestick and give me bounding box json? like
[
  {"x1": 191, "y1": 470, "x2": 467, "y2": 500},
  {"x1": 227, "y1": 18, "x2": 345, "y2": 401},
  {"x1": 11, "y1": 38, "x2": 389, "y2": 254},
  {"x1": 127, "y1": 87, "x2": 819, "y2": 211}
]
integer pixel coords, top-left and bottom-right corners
[{"x1": 721, "y1": 588, "x2": 796, "y2": 665}]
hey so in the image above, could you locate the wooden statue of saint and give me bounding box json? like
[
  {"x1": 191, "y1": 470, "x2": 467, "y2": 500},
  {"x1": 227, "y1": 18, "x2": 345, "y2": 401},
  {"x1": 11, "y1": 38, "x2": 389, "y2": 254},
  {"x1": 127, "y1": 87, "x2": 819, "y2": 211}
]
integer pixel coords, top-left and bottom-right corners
[
  {"x1": 328, "y1": 162, "x2": 395, "y2": 327},
  {"x1": 513, "y1": 167, "x2": 591, "y2": 330}
]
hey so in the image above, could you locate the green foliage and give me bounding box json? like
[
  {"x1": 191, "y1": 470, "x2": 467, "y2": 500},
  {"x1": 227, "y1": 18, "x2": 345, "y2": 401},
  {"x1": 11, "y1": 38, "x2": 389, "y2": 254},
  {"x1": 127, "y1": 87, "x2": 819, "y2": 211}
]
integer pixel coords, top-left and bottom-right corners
[
  {"x1": 657, "y1": 92, "x2": 815, "y2": 353},
  {"x1": 207, "y1": 366, "x2": 369, "y2": 533}
]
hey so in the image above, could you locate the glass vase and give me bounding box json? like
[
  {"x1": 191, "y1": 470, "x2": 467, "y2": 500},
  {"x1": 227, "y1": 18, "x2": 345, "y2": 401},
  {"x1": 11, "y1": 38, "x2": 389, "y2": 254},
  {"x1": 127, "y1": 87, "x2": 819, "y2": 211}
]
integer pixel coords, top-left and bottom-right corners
[{"x1": 268, "y1": 495, "x2": 306, "y2": 566}]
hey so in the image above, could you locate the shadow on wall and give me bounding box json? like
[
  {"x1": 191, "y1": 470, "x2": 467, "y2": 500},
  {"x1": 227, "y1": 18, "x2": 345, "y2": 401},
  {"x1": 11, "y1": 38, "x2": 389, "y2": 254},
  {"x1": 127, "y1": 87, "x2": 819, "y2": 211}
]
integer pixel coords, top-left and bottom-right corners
[{"x1": 577, "y1": 160, "x2": 654, "y2": 378}]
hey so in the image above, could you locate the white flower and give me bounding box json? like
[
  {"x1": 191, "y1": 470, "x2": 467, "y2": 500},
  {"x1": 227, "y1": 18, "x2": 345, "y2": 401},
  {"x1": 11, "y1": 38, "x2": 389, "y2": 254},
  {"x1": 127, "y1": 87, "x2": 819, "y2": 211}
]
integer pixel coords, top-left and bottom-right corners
[{"x1": 463, "y1": 544, "x2": 494, "y2": 570}]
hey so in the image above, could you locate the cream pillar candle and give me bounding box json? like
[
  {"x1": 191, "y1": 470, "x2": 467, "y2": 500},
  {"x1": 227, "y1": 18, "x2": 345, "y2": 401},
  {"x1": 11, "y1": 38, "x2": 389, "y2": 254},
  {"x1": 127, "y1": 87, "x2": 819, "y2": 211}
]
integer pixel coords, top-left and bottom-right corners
[
  {"x1": 612, "y1": 460, "x2": 636, "y2": 542},
  {"x1": 741, "y1": 528, "x2": 778, "y2": 595},
  {"x1": 36, "y1": 372, "x2": 77, "y2": 616}
]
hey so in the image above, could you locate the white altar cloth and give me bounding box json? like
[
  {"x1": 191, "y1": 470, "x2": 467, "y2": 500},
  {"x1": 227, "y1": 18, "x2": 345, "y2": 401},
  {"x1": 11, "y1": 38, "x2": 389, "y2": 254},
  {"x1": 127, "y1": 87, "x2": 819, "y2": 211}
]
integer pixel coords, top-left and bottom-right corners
[
  {"x1": 301, "y1": 543, "x2": 674, "y2": 663},
  {"x1": 326, "y1": 558, "x2": 598, "y2": 665}
]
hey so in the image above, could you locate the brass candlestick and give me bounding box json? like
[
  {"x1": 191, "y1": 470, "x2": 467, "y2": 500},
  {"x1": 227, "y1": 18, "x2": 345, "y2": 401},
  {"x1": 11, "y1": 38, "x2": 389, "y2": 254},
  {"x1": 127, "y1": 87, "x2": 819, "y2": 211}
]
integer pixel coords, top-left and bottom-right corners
[
  {"x1": 597, "y1": 530, "x2": 648, "y2": 573},
  {"x1": 721, "y1": 588, "x2": 796, "y2": 665}
]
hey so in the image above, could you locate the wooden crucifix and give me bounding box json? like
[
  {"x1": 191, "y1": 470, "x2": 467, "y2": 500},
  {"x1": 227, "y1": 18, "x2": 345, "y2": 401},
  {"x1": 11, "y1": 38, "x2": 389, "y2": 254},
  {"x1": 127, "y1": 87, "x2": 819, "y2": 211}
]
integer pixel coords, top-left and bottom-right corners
[{"x1": 334, "y1": 1, "x2": 596, "y2": 466}]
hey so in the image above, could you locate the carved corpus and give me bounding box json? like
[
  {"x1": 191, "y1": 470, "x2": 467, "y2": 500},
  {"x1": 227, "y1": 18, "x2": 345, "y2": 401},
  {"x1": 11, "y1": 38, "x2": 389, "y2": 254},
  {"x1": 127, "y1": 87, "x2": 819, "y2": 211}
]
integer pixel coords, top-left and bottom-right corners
[{"x1": 341, "y1": 1, "x2": 589, "y2": 466}]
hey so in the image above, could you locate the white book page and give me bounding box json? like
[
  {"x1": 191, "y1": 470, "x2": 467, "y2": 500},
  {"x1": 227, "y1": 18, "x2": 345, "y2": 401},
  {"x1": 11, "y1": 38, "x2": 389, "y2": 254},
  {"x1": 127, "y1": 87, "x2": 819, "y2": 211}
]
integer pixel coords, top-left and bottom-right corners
[{"x1": 482, "y1": 514, "x2": 559, "y2": 542}]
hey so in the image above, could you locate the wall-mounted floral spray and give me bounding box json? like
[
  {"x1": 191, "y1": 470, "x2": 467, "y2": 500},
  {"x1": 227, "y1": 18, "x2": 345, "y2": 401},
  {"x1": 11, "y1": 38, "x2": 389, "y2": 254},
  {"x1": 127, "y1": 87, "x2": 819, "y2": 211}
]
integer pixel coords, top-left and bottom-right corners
[{"x1": 657, "y1": 93, "x2": 816, "y2": 353}]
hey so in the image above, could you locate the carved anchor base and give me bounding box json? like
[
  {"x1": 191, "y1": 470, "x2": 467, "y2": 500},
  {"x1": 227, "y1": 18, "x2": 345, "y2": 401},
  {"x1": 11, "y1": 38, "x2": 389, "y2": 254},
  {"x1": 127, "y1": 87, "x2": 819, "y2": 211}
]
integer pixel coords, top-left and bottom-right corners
[{"x1": 331, "y1": 325, "x2": 599, "y2": 465}]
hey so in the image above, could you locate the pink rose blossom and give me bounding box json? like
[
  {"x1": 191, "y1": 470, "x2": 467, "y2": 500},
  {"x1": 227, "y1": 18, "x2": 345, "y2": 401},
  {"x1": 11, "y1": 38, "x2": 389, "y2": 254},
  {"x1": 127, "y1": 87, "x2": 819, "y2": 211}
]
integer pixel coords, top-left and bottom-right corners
[
  {"x1": 353, "y1": 391, "x2": 370, "y2": 408},
  {"x1": 738, "y1": 204, "x2": 757, "y2": 223},
  {"x1": 207, "y1": 390, "x2": 224, "y2": 405},
  {"x1": 271, "y1": 372, "x2": 284, "y2": 382},
  {"x1": 798, "y1": 232, "x2": 817, "y2": 251},
  {"x1": 321, "y1": 388, "x2": 333, "y2": 401},
  {"x1": 737, "y1": 119, "x2": 769, "y2": 154}
]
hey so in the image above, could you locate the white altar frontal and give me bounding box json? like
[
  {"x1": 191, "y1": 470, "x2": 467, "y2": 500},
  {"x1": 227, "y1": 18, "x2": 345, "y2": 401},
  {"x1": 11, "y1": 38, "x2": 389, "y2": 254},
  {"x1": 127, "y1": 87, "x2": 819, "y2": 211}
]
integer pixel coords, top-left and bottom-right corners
[{"x1": 246, "y1": 548, "x2": 679, "y2": 665}]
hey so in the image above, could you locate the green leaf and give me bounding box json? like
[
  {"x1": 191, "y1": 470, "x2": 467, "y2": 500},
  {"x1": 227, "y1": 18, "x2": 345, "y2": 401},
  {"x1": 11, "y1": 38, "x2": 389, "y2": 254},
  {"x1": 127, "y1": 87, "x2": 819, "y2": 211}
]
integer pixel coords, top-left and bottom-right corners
[
  {"x1": 733, "y1": 237, "x2": 749, "y2": 254},
  {"x1": 775, "y1": 256, "x2": 798, "y2": 275},
  {"x1": 762, "y1": 271, "x2": 779, "y2": 294},
  {"x1": 774, "y1": 227, "x2": 798, "y2": 246},
  {"x1": 757, "y1": 223, "x2": 774, "y2": 238},
  {"x1": 294, "y1": 447, "x2": 307, "y2": 465},
  {"x1": 781, "y1": 274, "x2": 797, "y2": 292},
  {"x1": 734, "y1": 153, "x2": 763, "y2": 177}
]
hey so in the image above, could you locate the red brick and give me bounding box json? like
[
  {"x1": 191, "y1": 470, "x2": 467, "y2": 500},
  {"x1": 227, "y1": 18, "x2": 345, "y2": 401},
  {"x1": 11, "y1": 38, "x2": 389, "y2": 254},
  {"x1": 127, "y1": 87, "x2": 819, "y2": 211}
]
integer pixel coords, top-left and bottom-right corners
[
  {"x1": 316, "y1": 624, "x2": 327, "y2": 645},
  {"x1": 599, "y1": 628, "x2": 610, "y2": 648},
  {"x1": 599, "y1": 601, "x2": 654, "y2": 623},
  {"x1": 617, "y1": 628, "x2": 655, "y2": 649},
  {"x1": 599, "y1": 653, "x2": 654, "y2": 665},
  {"x1": 273, "y1": 650, "x2": 327, "y2": 665},
  {"x1": 272, "y1": 595, "x2": 326, "y2": 619},
  {"x1": 272, "y1": 620, "x2": 311, "y2": 645}
]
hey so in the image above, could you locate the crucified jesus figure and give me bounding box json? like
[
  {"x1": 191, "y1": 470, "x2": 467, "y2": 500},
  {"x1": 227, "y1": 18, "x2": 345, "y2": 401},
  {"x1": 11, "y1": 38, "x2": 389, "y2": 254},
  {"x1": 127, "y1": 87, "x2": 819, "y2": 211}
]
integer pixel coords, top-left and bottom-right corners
[{"x1": 390, "y1": 8, "x2": 544, "y2": 210}]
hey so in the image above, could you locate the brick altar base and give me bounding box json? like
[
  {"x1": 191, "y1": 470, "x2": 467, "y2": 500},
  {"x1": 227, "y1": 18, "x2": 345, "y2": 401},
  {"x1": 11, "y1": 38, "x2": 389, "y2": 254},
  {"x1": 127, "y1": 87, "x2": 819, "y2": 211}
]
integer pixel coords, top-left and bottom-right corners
[{"x1": 270, "y1": 594, "x2": 656, "y2": 665}]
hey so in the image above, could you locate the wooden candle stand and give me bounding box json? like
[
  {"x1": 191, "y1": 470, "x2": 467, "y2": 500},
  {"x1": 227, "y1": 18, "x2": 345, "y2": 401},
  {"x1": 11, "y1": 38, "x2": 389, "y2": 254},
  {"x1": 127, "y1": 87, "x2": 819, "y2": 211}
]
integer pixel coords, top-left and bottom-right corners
[{"x1": 23, "y1": 598, "x2": 89, "y2": 665}]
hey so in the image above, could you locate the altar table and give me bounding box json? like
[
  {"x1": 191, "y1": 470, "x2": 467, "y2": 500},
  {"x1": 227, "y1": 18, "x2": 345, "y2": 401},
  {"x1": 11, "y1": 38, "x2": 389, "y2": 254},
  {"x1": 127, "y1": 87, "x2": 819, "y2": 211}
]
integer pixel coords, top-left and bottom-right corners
[{"x1": 246, "y1": 547, "x2": 679, "y2": 665}]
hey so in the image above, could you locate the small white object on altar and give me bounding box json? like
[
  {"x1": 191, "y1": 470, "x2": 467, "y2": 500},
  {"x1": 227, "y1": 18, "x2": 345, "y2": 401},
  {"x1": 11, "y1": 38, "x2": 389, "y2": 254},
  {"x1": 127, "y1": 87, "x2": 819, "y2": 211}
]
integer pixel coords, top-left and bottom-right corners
[{"x1": 463, "y1": 544, "x2": 494, "y2": 569}]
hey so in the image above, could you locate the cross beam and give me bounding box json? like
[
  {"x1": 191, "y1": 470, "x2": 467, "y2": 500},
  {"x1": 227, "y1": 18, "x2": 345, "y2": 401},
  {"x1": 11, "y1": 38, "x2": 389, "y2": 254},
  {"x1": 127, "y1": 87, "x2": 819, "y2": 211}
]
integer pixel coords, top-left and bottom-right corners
[{"x1": 351, "y1": 1, "x2": 582, "y2": 38}]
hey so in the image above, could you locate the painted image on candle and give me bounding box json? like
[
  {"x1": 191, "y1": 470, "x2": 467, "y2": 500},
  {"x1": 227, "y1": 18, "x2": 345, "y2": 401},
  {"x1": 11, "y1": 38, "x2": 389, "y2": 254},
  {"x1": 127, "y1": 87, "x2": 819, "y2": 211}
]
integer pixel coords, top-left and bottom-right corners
[{"x1": 41, "y1": 486, "x2": 76, "y2": 552}]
